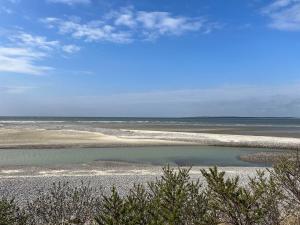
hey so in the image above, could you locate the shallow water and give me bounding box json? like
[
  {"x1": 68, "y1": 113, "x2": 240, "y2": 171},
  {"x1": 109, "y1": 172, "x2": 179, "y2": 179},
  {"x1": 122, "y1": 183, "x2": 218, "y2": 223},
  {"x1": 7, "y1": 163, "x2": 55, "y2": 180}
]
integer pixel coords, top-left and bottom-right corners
[{"x1": 0, "y1": 146, "x2": 278, "y2": 167}]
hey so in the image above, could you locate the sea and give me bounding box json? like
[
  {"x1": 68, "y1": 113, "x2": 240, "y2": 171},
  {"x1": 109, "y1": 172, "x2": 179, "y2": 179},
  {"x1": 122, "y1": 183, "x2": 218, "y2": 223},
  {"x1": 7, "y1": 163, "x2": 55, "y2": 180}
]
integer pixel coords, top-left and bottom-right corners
[
  {"x1": 0, "y1": 117, "x2": 299, "y2": 167},
  {"x1": 1, "y1": 116, "x2": 300, "y2": 137}
]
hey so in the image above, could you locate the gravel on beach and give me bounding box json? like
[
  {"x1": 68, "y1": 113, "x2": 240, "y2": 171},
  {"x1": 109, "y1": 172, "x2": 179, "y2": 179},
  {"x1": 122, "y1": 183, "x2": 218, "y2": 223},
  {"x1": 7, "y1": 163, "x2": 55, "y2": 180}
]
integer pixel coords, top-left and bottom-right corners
[{"x1": 0, "y1": 166, "x2": 267, "y2": 206}]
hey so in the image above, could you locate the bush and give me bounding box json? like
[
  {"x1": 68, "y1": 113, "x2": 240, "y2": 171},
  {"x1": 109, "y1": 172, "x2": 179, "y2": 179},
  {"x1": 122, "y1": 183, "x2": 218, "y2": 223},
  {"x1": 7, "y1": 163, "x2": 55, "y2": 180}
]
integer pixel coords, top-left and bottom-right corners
[
  {"x1": 26, "y1": 181, "x2": 98, "y2": 225},
  {"x1": 95, "y1": 166, "x2": 214, "y2": 225},
  {"x1": 123, "y1": 184, "x2": 150, "y2": 225},
  {"x1": 201, "y1": 166, "x2": 282, "y2": 225},
  {"x1": 95, "y1": 186, "x2": 126, "y2": 225},
  {"x1": 0, "y1": 197, "x2": 27, "y2": 225},
  {"x1": 270, "y1": 152, "x2": 300, "y2": 222},
  {"x1": 1, "y1": 159, "x2": 300, "y2": 225},
  {"x1": 147, "y1": 166, "x2": 214, "y2": 225}
]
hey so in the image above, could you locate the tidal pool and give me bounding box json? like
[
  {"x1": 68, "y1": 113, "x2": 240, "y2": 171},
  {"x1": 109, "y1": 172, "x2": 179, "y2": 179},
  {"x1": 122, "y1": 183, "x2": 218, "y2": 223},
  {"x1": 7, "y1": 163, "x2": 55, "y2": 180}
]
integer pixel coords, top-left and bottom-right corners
[{"x1": 0, "y1": 146, "x2": 280, "y2": 167}]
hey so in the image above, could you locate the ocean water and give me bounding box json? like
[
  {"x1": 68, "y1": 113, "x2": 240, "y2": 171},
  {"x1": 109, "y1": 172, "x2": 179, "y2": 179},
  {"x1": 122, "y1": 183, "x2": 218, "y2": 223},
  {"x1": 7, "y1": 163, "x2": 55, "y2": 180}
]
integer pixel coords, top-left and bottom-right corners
[
  {"x1": 0, "y1": 117, "x2": 297, "y2": 167},
  {"x1": 1, "y1": 116, "x2": 300, "y2": 126},
  {"x1": 1, "y1": 116, "x2": 300, "y2": 137},
  {"x1": 0, "y1": 146, "x2": 276, "y2": 167}
]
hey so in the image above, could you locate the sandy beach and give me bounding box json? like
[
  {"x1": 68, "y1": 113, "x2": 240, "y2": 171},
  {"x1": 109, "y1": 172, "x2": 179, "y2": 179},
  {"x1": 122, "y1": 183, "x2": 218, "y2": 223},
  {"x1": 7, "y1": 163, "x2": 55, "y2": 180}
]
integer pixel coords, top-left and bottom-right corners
[
  {"x1": 0, "y1": 126, "x2": 300, "y2": 150},
  {"x1": 0, "y1": 127, "x2": 193, "y2": 149},
  {"x1": 0, "y1": 119, "x2": 296, "y2": 206},
  {"x1": 0, "y1": 163, "x2": 265, "y2": 204}
]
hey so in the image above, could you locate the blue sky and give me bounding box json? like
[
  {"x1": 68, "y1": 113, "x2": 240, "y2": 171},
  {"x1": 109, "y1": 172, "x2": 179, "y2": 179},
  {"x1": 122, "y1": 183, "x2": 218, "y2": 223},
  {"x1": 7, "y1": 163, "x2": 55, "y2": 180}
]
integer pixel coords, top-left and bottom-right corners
[{"x1": 0, "y1": 0, "x2": 300, "y2": 117}]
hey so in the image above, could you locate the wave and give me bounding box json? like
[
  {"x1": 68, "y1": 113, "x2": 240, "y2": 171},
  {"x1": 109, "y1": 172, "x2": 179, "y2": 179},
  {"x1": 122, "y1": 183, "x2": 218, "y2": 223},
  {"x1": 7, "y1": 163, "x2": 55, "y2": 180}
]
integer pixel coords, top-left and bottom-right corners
[{"x1": 0, "y1": 120, "x2": 66, "y2": 124}]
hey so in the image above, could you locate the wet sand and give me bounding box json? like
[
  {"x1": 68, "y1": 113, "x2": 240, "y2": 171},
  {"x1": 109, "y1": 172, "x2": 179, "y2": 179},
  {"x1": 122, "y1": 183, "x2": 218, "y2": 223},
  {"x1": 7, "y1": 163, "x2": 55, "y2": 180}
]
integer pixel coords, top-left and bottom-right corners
[
  {"x1": 239, "y1": 151, "x2": 296, "y2": 163},
  {"x1": 0, "y1": 127, "x2": 300, "y2": 150},
  {"x1": 0, "y1": 128, "x2": 196, "y2": 149}
]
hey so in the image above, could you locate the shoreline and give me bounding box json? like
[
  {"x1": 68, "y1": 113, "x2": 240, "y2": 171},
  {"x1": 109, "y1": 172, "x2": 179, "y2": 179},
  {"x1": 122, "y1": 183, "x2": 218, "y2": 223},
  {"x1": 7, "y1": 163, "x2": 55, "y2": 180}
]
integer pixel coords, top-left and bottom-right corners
[
  {"x1": 0, "y1": 159, "x2": 271, "y2": 179},
  {"x1": 0, "y1": 165, "x2": 267, "y2": 204}
]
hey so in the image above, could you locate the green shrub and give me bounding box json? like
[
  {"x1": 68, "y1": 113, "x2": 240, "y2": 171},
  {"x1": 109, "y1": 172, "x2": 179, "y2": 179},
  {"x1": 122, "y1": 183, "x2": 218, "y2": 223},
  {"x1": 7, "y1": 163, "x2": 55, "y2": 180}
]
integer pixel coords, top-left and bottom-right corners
[
  {"x1": 147, "y1": 166, "x2": 214, "y2": 225},
  {"x1": 248, "y1": 170, "x2": 283, "y2": 224},
  {"x1": 95, "y1": 184, "x2": 151, "y2": 225},
  {"x1": 201, "y1": 166, "x2": 282, "y2": 225},
  {"x1": 123, "y1": 184, "x2": 150, "y2": 225},
  {"x1": 0, "y1": 197, "x2": 27, "y2": 225},
  {"x1": 95, "y1": 166, "x2": 215, "y2": 225},
  {"x1": 270, "y1": 152, "x2": 300, "y2": 220},
  {"x1": 95, "y1": 186, "x2": 126, "y2": 225}
]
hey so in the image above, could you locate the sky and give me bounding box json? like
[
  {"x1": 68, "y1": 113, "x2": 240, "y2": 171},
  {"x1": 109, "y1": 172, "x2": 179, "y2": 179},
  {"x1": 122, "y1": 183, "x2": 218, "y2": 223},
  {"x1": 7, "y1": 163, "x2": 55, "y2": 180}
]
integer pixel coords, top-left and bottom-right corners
[{"x1": 0, "y1": 0, "x2": 300, "y2": 117}]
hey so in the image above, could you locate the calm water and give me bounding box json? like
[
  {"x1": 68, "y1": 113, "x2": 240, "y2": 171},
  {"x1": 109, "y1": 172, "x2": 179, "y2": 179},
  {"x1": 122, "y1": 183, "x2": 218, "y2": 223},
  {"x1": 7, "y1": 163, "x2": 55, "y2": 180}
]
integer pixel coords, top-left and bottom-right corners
[
  {"x1": 0, "y1": 117, "x2": 295, "y2": 167},
  {"x1": 0, "y1": 146, "x2": 277, "y2": 167},
  {"x1": 1, "y1": 116, "x2": 300, "y2": 126}
]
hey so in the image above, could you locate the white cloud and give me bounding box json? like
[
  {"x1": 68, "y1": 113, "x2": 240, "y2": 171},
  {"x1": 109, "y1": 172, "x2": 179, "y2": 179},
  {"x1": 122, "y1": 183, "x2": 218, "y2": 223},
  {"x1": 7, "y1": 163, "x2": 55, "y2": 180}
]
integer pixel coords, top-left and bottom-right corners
[
  {"x1": 62, "y1": 44, "x2": 81, "y2": 53},
  {"x1": 0, "y1": 47, "x2": 53, "y2": 75},
  {"x1": 42, "y1": 18, "x2": 133, "y2": 43},
  {"x1": 262, "y1": 0, "x2": 300, "y2": 31},
  {"x1": 47, "y1": 0, "x2": 91, "y2": 6},
  {"x1": 262, "y1": 0, "x2": 292, "y2": 13},
  {"x1": 9, "y1": 31, "x2": 81, "y2": 54},
  {"x1": 10, "y1": 32, "x2": 60, "y2": 50},
  {"x1": 107, "y1": 7, "x2": 218, "y2": 38},
  {"x1": 0, "y1": 30, "x2": 81, "y2": 75},
  {"x1": 136, "y1": 11, "x2": 203, "y2": 39},
  {"x1": 42, "y1": 7, "x2": 217, "y2": 43},
  {"x1": 114, "y1": 8, "x2": 137, "y2": 28}
]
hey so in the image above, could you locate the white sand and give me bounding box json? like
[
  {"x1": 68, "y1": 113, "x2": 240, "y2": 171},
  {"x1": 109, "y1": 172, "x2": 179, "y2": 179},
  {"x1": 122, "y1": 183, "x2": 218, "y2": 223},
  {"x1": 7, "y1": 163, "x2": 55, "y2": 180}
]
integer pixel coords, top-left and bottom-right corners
[
  {"x1": 0, "y1": 128, "x2": 193, "y2": 148},
  {"x1": 0, "y1": 166, "x2": 264, "y2": 178},
  {"x1": 120, "y1": 129, "x2": 300, "y2": 149}
]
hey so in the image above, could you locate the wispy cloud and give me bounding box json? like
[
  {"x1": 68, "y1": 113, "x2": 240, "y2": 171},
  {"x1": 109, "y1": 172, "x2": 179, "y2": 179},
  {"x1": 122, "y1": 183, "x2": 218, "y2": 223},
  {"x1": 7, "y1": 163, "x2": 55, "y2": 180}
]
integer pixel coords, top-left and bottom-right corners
[
  {"x1": 0, "y1": 6, "x2": 13, "y2": 14},
  {"x1": 47, "y1": 0, "x2": 91, "y2": 6},
  {"x1": 62, "y1": 44, "x2": 81, "y2": 53},
  {"x1": 0, "y1": 47, "x2": 53, "y2": 75},
  {"x1": 9, "y1": 31, "x2": 81, "y2": 54},
  {"x1": 135, "y1": 11, "x2": 203, "y2": 38},
  {"x1": 0, "y1": 31, "x2": 82, "y2": 75},
  {"x1": 43, "y1": 17, "x2": 132, "y2": 43},
  {"x1": 42, "y1": 7, "x2": 218, "y2": 43},
  {"x1": 262, "y1": 0, "x2": 300, "y2": 31},
  {"x1": 9, "y1": 32, "x2": 60, "y2": 50},
  {"x1": 0, "y1": 85, "x2": 35, "y2": 94}
]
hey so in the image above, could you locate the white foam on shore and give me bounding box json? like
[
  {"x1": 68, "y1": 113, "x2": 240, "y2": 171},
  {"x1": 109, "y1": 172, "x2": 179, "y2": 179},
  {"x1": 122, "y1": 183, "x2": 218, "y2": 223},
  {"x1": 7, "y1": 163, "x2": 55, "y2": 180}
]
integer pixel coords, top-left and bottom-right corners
[
  {"x1": 0, "y1": 121, "x2": 65, "y2": 124},
  {"x1": 0, "y1": 169, "x2": 23, "y2": 174},
  {"x1": 0, "y1": 167, "x2": 266, "y2": 179},
  {"x1": 0, "y1": 169, "x2": 159, "y2": 178}
]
